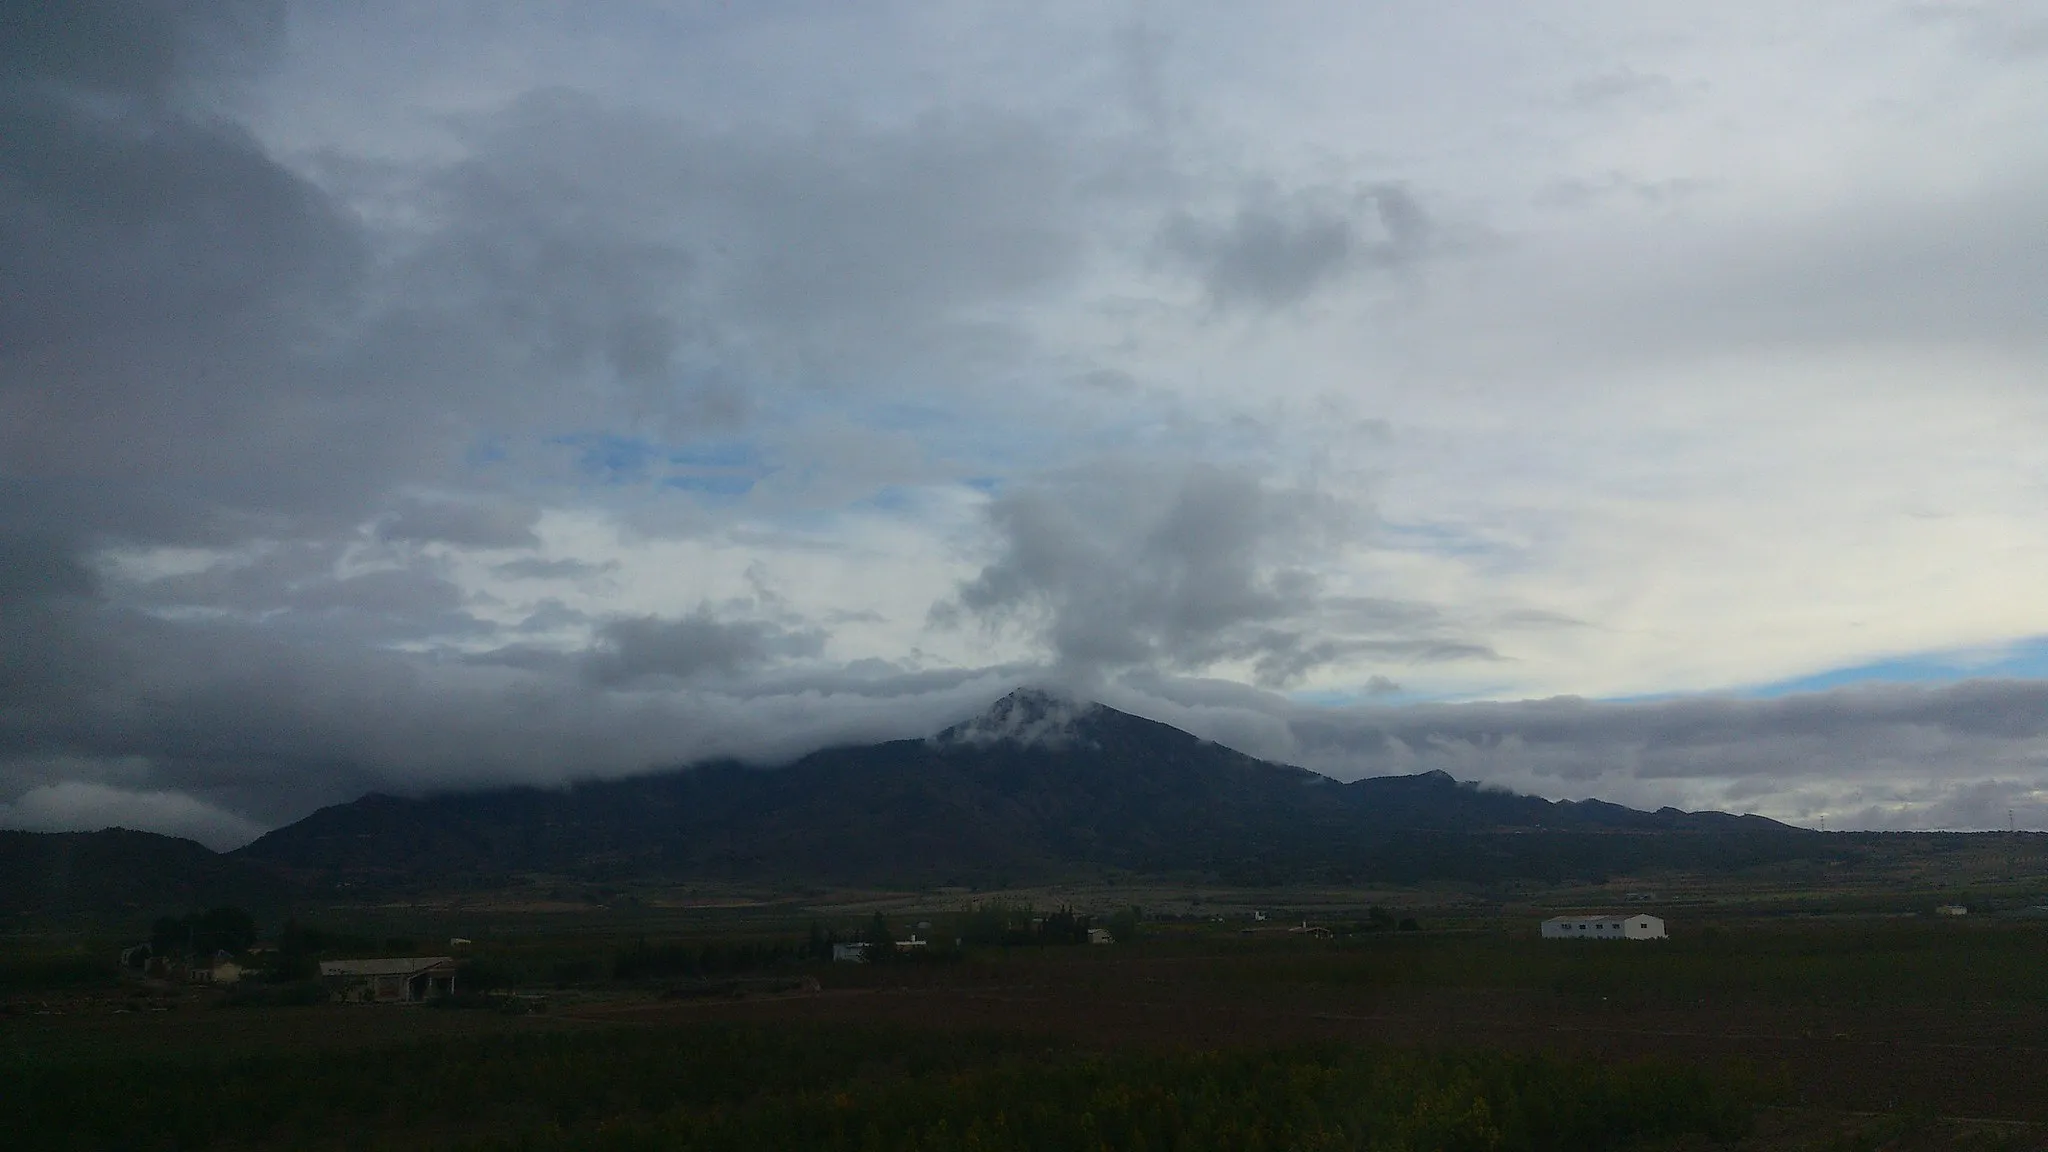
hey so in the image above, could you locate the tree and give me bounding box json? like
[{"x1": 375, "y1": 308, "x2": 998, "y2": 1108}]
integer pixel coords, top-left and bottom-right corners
[
  {"x1": 195, "y1": 907, "x2": 256, "y2": 953},
  {"x1": 867, "y1": 912, "x2": 893, "y2": 963},
  {"x1": 150, "y1": 916, "x2": 188, "y2": 958},
  {"x1": 1107, "y1": 905, "x2": 1142, "y2": 943},
  {"x1": 150, "y1": 907, "x2": 256, "y2": 960}
]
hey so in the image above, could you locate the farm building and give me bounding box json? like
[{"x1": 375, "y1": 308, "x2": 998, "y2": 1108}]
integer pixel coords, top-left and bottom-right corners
[
  {"x1": 1935, "y1": 904, "x2": 1968, "y2": 917},
  {"x1": 831, "y1": 942, "x2": 870, "y2": 963},
  {"x1": 1541, "y1": 914, "x2": 1666, "y2": 940},
  {"x1": 1087, "y1": 927, "x2": 1114, "y2": 945},
  {"x1": 187, "y1": 951, "x2": 244, "y2": 984},
  {"x1": 319, "y1": 956, "x2": 458, "y2": 1002}
]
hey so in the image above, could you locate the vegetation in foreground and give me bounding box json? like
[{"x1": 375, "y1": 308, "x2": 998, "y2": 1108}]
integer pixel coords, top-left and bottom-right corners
[{"x1": 5, "y1": 1022, "x2": 1754, "y2": 1152}]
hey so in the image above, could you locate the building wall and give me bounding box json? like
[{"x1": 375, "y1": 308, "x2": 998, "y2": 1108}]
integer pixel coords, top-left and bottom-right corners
[{"x1": 1544, "y1": 916, "x2": 1666, "y2": 940}]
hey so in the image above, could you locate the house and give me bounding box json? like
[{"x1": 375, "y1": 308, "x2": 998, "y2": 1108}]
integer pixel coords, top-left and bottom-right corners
[
  {"x1": 893, "y1": 934, "x2": 929, "y2": 953},
  {"x1": 1935, "y1": 904, "x2": 1968, "y2": 917},
  {"x1": 188, "y1": 950, "x2": 243, "y2": 985},
  {"x1": 831, "y1": 942, "x2": 870, "y2": 963},
  {"x1": 1087, "y1": 927, "x2": 1114, "y2": 945},
  {"x1": 318, "y1": 957, "x2": 458, "y2": 1002},
  {"x1": 1541, "y1": 914, "x2": 1666, "y2": 940}
]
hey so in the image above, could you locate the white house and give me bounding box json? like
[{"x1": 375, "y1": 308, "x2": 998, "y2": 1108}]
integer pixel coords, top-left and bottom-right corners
[
  {"x1": 1935, "y1": 904, "x2": 1968, "y2": 917},
  {"x1": 831, "y1": 942, "x2": 870, "y2": 963},
  {"x1": 1086, "y1": 927, "x2": 1114, "y2": 945},
  {"x1": 1541, "y1": 914, "x2": 1666, "y2": 940}
]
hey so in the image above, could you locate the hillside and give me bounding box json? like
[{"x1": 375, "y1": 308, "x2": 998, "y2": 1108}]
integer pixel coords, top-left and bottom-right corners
[
  {"x1": 235, "y1": 689, "x2": 1815, "y2": 888},
  {"x1": 0, "y1": 828, "x2": 294, "y2": 919}
]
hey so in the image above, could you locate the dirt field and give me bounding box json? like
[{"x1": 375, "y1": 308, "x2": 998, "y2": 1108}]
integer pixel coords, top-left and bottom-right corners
[{"x1": 564, "y1": 947, "x2": 2048, "y2": 1124}]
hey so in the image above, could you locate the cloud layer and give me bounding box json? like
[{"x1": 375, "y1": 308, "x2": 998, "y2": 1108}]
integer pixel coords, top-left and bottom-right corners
[{"x1": 5, "y1": 1, "x2": 2048, "y2": 845}]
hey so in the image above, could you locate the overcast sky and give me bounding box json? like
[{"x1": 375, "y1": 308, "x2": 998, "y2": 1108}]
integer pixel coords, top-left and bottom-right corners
[{"x1": 5, "y1": 1, "x2": 2048, "y2": 848}]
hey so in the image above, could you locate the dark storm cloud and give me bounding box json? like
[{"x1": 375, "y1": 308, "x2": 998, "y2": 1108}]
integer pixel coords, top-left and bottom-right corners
[
  {"x1": 0, "y1": 532, "x2": 97, "y2": 605},
  {"x1": 0, "y1": 597, "x2": 1011, "y2": 843},
  {"x1": 0, "y1": 2, "x2": 1142, "y2": 843},
  {"x1": 1159, "y1": 184, "x2": 1430, "y2": 309},
  {"x1": 112, "y1": 543, "x2": 490, "y2": 642},
  {"x1": 496, "y1": 557, "x2": 619, "y2": 580},
  {"x1": 0, "y1": 0, "x2": 281, "y2": 105},
  {"x1": 941, "y1": 463, "x2": 1490, "y2": 685},
  {"x1": 376, "y1": 499, "x2": 541, "y2": 549},
  {"x1": 587, "y1": 611, "x2": 829, "y2": 685},
  {"x1": 5, "y1": 3, "x2": 1115, "y2": 563},
  {"x1": 358, "y1": 88, "x2": 1103, "y2": 446},
  {"x1": 0, "y1": 0, "x2": 369, "y2": 547}
]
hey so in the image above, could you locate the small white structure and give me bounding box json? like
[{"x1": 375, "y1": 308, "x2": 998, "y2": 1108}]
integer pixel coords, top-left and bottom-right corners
[
  {"x1": 188, "y1": 951, "x2": 243, "y2": 985},
  {"x1": 1541, "y1": 914, "x2": 1666, "y2": 940},
  {"x1": 1935, "y1": 904, "x2": 1968, "y2": 917},
  {"x1": 831, "y1": 942, "x2": 870, "y2": 963},
  {"x1": 1087, "y1": 927, "x2": 1115, "y2": 945},
  {"x1": 319, "y1": 957, "x2": 458, "y2": 1002}
]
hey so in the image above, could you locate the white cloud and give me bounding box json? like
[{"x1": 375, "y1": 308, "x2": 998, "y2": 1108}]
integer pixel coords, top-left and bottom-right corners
[{"x1": 0, "y1": 782, "x2": 267, "y2": 851}]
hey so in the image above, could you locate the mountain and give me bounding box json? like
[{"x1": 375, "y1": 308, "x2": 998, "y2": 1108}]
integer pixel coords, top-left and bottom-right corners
[
  {"x1": 0, "y1": 828, "x2": 294, "y2": 919},
  {"x1": 235, "y1": 689, "x2": 1813, "y2": 888}
]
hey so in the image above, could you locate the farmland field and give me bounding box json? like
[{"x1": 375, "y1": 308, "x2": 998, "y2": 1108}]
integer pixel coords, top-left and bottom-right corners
[{"x1": 6, "y1": 906, "x2": 2048, "y2": 1150}]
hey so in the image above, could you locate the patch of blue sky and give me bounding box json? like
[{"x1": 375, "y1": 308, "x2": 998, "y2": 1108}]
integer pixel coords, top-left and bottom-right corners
[
  {"x1": 661, "y1": 474, "x2": 757, "y2": 497},
  {"x1": 663, "y1": 438, "x2": 770, "y2": 498},
  {"x1": 1746, "y1": 637, "x2": 2048, "y2": 697},
  {"x1": 552, "y1": 432, "x2": 662, "y2": 484},
  {"x1": 464, "y1": 434, "x2": 510, "y2": 467},
  {"x1": 547, "y1": 431, "x2": 773, "y2": 497},
  {"x1": 667, "y1": 440, "x2": 762, "y2": 469}
]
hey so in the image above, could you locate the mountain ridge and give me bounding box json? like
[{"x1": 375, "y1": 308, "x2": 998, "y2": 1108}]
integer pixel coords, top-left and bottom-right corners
[
  {"x1": 231, "y1": 689, "x2": 1808, "y2": 888},
  {"x1": 0, "y1": 827, "x2": 292, "y2": 918}
]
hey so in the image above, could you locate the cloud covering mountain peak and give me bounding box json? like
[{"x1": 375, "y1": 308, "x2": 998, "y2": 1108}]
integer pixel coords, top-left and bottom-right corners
[{"x1": 6, "y1": 2, "x2": 2048, "y2": 846}]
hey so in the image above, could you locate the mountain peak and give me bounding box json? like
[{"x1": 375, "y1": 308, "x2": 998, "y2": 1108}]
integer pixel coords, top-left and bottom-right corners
[{"x1": 935, "y1": 687, "x2": 1101, "y2": 749}]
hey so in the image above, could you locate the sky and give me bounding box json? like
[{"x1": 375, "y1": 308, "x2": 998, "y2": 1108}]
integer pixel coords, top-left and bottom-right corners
[{"x1": 4, "y1": 0, "x2": 2048, "y2": 849}]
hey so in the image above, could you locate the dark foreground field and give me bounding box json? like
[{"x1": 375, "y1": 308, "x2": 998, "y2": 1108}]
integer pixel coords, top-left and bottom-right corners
[
  {"x1": 6, "y1": 920, "x2": 2047, "y2": 1150},
  {"x1": 620, "y1": 926, "x2": 2048, "y2": 1123}
]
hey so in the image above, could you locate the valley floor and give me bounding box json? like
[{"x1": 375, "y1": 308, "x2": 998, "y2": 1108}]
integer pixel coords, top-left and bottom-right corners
[{"x1": 10, "y1": 919, "x2": 2048, "y2": 1150}]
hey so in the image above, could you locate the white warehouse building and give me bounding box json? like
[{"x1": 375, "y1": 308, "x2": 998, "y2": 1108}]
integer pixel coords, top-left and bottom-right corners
[{"x1": 1541, "y1": 914, "x2": 1666, "y2": 940}]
